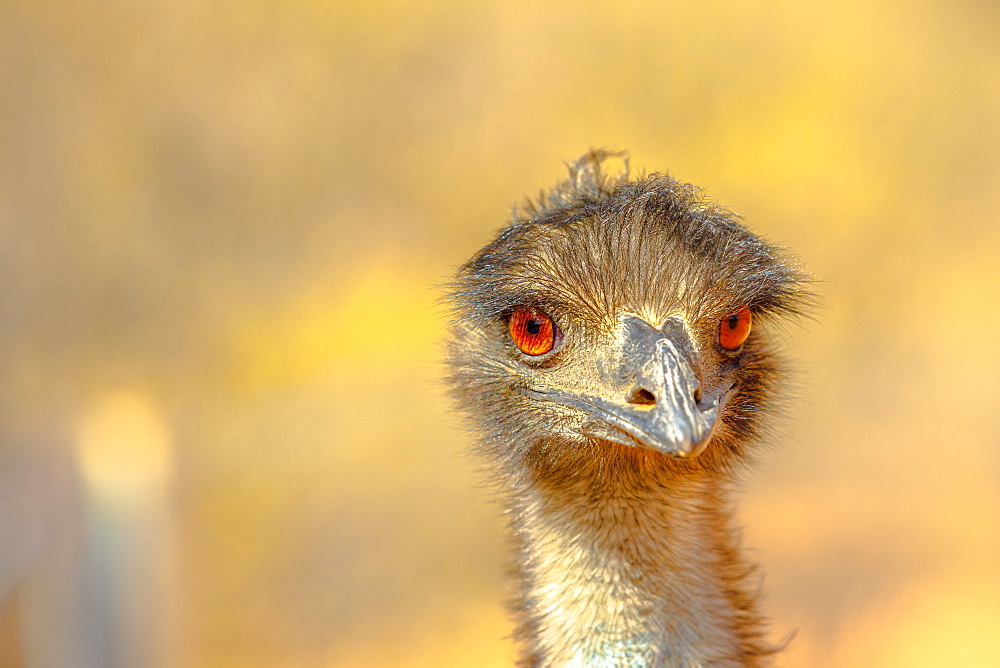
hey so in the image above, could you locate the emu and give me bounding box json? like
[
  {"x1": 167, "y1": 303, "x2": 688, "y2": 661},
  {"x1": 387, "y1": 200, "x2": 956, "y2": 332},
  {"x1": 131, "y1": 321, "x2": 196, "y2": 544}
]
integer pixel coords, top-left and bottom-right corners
[{"x1": 445, "y1": 151, "x2": 809, "y2": 666}]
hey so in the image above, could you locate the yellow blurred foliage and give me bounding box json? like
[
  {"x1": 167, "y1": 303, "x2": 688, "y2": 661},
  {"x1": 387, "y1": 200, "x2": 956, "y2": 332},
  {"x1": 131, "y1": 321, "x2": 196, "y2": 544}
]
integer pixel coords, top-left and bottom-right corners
[
  {"x1": 228, "y1": 257, "x2": 440, "y2": 393},
  {"x1": 834, "y1": 570, "x2": 1000, "y2": 666},
  {"x1": 76, "y1": 390, "x2": 173, "y2": 500}
]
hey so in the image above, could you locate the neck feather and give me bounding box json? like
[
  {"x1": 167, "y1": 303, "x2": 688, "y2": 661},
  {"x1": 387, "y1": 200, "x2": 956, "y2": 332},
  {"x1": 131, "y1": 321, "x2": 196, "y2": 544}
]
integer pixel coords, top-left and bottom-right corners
[{"x1": 504, "y1": 440, "x2": 774, "y2": 667}]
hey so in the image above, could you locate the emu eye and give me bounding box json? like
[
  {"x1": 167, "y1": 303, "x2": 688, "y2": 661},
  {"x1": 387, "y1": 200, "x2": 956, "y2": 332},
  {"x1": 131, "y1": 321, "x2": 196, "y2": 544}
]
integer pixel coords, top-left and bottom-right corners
[
  {"x1": 509, "y1": 308, "x2": 559, "y2": 356},
  {"x1": 719, "y1": 306, "x2": 752, "y2": 351}
]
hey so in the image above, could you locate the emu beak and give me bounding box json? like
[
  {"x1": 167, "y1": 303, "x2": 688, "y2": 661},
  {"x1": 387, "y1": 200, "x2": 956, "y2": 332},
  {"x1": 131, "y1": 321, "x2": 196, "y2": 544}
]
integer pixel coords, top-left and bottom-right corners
[
  {"x1": 538, "y1": 316, "x2": 731, "y2": 459},
  {"x1": 603, "y1": 336, "x2": 727, "y2": 458}
]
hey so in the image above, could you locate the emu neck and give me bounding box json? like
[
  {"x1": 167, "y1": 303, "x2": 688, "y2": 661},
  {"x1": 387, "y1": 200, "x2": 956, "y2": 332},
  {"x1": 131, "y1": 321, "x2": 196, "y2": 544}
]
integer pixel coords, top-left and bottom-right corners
[{"x1": 510, "y1": 442, "x2": 767, "y2": 667}]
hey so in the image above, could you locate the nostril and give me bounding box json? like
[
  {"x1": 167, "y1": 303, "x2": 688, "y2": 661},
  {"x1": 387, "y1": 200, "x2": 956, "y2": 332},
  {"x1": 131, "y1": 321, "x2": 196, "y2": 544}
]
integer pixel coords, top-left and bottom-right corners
[
  {"x1": 693, "y1": 386, "x2": 703, "y2": 404},
  {"x1": 629, "y1": 388, "x2": 657, "y2": 405}
]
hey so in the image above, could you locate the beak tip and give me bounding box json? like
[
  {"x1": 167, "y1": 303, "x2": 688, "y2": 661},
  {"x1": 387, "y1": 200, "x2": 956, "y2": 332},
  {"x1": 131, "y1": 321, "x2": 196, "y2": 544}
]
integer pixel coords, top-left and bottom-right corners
[{"x1": 656, "y1": 434, "x2": 712, "y2": 460}]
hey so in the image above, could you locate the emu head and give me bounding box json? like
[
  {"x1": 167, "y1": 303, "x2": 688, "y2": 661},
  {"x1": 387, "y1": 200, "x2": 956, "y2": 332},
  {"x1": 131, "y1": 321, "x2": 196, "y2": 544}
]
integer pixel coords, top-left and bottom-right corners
[{"x1": 446, "y1": 152, "x2": 810, "y2": 481}]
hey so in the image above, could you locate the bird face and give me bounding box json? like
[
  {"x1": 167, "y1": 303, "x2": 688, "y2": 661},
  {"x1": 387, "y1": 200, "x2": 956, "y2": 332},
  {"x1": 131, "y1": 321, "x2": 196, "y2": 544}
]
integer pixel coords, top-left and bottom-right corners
[
  {"x1": 447, "y1": 159, "x2": 808, "y2": 470},
  {"x1": 515, "y1": 308, "x2": 744, "y2": 459}
]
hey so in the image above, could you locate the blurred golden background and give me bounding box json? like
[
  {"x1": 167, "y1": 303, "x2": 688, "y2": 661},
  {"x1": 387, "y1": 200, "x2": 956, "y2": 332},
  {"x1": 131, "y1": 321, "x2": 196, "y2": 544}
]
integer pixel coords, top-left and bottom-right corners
[{"x1": 2, "y1": 0, "x2": 999, "y2": 665}]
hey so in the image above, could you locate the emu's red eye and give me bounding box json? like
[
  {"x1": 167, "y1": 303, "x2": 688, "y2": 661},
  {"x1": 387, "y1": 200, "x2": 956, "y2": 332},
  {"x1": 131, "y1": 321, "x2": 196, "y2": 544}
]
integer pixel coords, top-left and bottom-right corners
[
  {"x1": 509, "y1": 308, "x2": 557, "y2": 356},
  {"x1": 719, "y1": 306, "x2": 752, "y2": 351}
]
